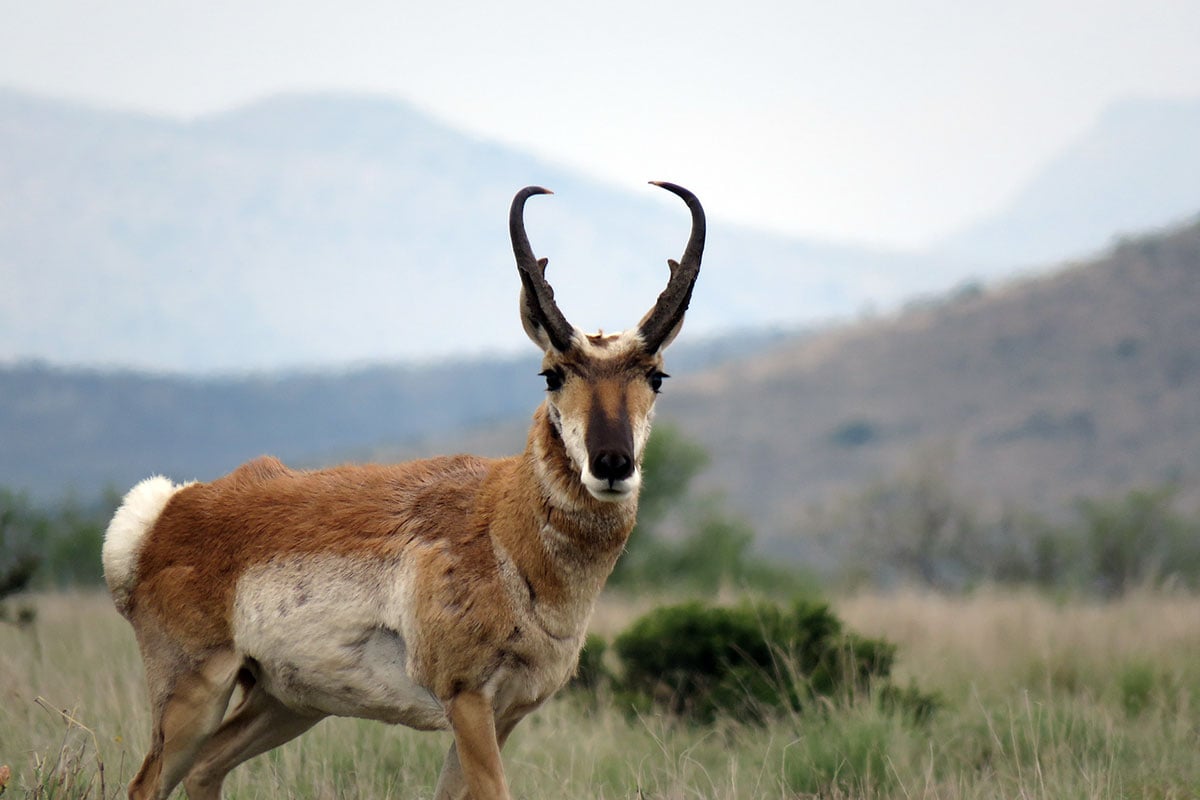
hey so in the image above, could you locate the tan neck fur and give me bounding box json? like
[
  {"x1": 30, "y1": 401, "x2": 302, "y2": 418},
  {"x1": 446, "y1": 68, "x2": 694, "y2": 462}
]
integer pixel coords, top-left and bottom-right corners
[{"x1": 486, "y1": 404, "x2": 638, "y2": 613}]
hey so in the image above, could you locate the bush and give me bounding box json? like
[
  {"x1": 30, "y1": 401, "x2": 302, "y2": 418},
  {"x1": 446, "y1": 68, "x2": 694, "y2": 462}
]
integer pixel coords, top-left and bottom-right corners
[
  {"x1": 607, "y1": 599, "x2": 933, "y2": 725},
  {"x1": 827, "y1": 446, "x2": 1200, "y2": 595},
  {"x1": 40, "y1": 497, "x2": 109, "y2": 586},
  {"x1": 1076, "y1": 487, "x2": 1200, "y2": 596},
  {"x1": 0, "y1": 488, "x2": 43, "y2": 627},
  {"x1": 610, "y1": 426, "x2": 798, "y2": 592},
  {"x1": 609, "y1": 425, "x2": 708, "y2": 587},
  {"x1": 0, "y1": 487, "x2": 117, "y2": 591}
]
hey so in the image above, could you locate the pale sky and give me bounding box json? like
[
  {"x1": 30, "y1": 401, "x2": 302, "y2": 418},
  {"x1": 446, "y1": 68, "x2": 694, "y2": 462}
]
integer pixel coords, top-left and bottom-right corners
[{"x1": 3, "y1": 0, "x2": 1199, "y2": 248}]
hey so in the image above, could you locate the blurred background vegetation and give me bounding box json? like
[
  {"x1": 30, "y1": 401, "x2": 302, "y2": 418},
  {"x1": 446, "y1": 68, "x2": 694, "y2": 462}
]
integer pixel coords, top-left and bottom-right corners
[{"x1": 5, "y1": 424, "x2": 1199, "y2": 602}]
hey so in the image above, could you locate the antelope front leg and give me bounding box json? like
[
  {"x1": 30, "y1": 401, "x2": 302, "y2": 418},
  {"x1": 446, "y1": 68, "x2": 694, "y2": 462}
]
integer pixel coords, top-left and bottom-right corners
[{"x1": 436, "y1": 691, "x2": 510, "y2": 800}]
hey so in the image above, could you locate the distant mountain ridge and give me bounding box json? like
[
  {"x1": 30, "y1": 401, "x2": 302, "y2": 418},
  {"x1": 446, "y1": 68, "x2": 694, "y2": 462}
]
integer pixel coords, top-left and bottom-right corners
[
  {"x1": 939, "y1": 96, "x2": 1200, "y2": 268},
  {"x1": 0, "y1": 89, "x2": 959, "y2": 373}
]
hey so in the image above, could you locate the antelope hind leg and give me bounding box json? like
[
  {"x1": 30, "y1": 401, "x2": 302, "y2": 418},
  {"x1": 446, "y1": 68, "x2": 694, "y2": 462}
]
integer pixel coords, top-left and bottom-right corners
[
  {"x1": 127, "y1": 649, "x2": 242, "y2": 800},
  {"x1": 182, "y1": 680, "x2": 322, "y2": 800}
]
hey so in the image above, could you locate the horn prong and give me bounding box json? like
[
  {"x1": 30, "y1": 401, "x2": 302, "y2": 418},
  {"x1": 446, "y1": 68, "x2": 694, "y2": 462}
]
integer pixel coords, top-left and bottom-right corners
[
  {"x1": 639, "y1": 182, "x2": 706, "y2": 353},
  {"x1": 511, "y1": 187, "x2": 574, "y2": 353}
]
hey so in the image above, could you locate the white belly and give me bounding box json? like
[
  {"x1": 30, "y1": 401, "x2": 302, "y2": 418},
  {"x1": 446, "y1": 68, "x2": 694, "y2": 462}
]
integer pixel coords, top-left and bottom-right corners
[{"x1": 230, "y1": 555, "x2": 447, "y2": 730}]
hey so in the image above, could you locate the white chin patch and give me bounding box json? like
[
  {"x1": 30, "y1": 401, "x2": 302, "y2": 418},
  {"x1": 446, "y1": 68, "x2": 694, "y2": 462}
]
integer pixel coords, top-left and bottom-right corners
[
  {"x1": 551, "y1": 402, "x2": 643, "y2": 502},
  {"x1": 581, "y1": 469, "x2": 641, "y2": 502}
]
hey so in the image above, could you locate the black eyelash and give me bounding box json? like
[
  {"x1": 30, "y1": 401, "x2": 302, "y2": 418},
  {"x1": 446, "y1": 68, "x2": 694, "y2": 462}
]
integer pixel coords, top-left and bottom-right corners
[{"x1": 539, "y1": 368, "x2": 565, "y2": 392}]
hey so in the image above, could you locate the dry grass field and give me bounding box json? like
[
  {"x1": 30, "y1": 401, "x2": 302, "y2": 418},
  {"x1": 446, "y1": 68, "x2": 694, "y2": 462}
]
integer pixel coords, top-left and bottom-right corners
[{"x1": 2, "y1": 588, "x2": 1199, "y2": 799}]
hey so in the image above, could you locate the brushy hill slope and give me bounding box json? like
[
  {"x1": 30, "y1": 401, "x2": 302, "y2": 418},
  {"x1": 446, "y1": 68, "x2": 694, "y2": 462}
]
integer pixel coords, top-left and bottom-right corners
[{"x1": 662, "y1": 218, "x2": 1200, "y2": 538}]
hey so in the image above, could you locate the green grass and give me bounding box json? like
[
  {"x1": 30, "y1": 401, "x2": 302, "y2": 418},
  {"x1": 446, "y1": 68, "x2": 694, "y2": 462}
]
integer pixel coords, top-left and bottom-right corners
[{"x1": 2, "y1": 589, "x2": 1199, "y2": 798}]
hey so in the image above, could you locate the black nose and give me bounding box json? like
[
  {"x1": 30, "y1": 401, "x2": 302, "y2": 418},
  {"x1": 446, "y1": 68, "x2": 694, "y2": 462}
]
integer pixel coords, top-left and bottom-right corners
[{"x1": 591, "y1": 450, "x2": 634, "y2": 483}]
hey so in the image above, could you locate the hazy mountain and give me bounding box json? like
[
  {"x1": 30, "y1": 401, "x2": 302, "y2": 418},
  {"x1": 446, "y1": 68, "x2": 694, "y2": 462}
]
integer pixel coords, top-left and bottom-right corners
[
  {"x1": 0, "y1": 89, "x2": 957, "y2": 373},
  {"x1": 939, "y1": 97, "x2": 1200, "y2": 268}
]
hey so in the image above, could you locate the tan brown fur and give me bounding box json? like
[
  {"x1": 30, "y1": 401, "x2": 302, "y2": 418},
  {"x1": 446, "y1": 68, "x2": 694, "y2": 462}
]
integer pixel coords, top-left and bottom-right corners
[
  {"x1": 116, "y1": 401, "x2": 640, "y2": 800},
  {"x1": 131, "y1": 406, "x2": 632, "y2": 667},
  {"x1": 105, "y1": 182, "x2": 704, "y2": 800}
]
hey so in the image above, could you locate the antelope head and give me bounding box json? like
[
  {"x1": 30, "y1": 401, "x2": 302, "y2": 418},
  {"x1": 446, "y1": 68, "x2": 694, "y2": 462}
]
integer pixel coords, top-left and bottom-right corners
[{"x1": 511, "y1": 181, "x2": 705, "y2": 502}]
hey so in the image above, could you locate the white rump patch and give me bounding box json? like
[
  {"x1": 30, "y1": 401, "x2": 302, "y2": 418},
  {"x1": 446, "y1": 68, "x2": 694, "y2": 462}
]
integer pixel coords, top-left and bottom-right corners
[{"x1": 103, "y1": 475, "x2": 188, "y2": 615}]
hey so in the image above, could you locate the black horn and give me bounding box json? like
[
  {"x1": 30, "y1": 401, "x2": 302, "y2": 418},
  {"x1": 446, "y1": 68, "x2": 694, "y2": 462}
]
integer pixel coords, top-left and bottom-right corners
[
  {"x1": 638, "y1": 181, "x2": 705, "y2": 353},
  {"x1": 510, "y1": 186, "x2": 575, "y2": 353}
]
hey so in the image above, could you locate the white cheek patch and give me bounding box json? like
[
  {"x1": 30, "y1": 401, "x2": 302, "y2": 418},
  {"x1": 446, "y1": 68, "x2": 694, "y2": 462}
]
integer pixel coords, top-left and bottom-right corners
[
  {"x1": 555, "y1": 406, "x2": 590, "y2": 479},
  {"x1": 633, "y1": 405, "x2": 655, "y2": 460}
]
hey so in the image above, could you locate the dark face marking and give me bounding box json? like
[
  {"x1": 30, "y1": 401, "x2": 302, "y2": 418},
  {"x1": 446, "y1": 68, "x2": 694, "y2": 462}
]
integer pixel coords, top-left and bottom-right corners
[
  {"x1": 538, "y1": 336, "x2": 666, "y2": 498},
  {"x1": 585, "y1": 386, "x2": 635, "y2": 485}
]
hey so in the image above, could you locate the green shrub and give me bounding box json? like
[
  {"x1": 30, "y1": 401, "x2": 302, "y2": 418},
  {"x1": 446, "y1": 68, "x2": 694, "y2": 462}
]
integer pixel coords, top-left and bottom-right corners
[
  {"x1": 1, "y1": 488, "x2": 43, "y2": 595},
  {"x1": 610, "y1": 599, "x2": 928, "y2": 725},
  {"x1": 0, "y1": 487, "x2": 116, "y2": 590},
  {"x1": 41, "y1": 498, "x2": 107, "y2": 586},
  {"x1": 0, "y1": 488, "x2": 43, "y2": 627},
  {"x1": 1077, "y1": 487, "x2": 1200, "y2": 596},
  {"x1": 609, "y1": 426, "x2": 797, "y2": 593},
  {"x1": 1118, "y1": 661, "x2": 1157, "y2": 717}
]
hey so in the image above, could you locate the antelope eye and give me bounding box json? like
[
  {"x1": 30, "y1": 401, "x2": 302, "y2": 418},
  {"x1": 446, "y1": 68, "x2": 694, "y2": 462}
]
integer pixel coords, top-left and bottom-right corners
[
  {"x1": 539, "y1": 368, "x2": 565, "y2": 392},
  {"x1": 648, "y1": 371, "x2": 669, "y2": 393}
]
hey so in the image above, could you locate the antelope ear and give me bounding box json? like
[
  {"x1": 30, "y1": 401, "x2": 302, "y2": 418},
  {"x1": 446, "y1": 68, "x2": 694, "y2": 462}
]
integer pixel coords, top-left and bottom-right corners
[{"x1": 519, "y1": 263, "x2": 556, "y2": 351}]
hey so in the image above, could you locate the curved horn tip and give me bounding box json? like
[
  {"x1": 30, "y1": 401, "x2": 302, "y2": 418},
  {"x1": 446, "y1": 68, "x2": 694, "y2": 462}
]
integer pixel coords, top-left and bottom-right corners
[
  {"x1": 649, "y1": 180, "x2": 698, "y2": 199},
  {"x1": 522, "y1": 186, "x2": 554, "y2": 196}
]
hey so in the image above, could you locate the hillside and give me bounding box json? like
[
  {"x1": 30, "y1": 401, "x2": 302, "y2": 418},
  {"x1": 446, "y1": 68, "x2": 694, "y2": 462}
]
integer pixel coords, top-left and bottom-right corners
[
  {"x1": 0, "y1": 89, "x2": 955, "y2": 372},
  {"x1": 660, "y1": 218, "x2": 1200, "y2": 541}
]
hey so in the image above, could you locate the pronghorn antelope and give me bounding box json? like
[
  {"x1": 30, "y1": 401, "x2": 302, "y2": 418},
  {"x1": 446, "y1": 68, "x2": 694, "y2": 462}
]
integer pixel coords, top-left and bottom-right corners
[{"x1": 102, "y1": 182, "x2": 705, "y2": 800}]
